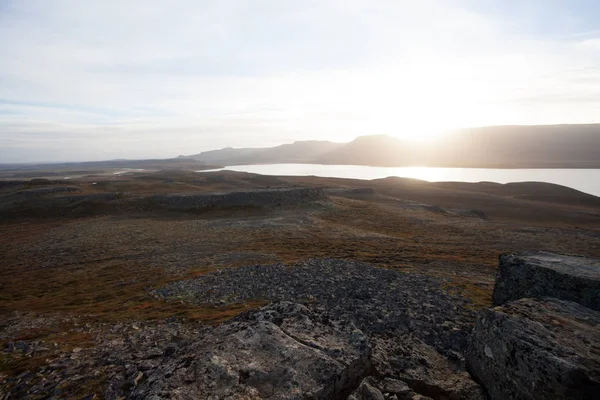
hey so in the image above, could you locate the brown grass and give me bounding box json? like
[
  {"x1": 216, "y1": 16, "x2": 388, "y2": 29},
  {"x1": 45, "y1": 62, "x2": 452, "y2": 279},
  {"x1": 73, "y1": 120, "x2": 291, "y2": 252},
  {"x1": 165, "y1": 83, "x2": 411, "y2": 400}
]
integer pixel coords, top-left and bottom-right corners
[{"x1": 0, "y1": 256, "x2": 266, "y2": 325}]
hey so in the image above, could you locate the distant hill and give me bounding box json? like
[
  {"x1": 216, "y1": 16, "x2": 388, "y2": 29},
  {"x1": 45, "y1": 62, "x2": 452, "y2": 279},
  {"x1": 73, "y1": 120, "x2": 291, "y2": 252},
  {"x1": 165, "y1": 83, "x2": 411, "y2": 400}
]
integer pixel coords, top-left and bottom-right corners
[
  {"x1": 313, "y1": 135, "x2": 414, "y2": 166},
  {"x1": 184, "y1": 124, "x2": 600, "y2": 168},
  {"x1": 0, "y1": 158, "x2": 211, "y2": 178},
  {"x1": 426, "y1": 124, "x2": 600, "y2": 168},
  {"x1": 182, "y1": 140, "x2": 344, "y2": 165}
]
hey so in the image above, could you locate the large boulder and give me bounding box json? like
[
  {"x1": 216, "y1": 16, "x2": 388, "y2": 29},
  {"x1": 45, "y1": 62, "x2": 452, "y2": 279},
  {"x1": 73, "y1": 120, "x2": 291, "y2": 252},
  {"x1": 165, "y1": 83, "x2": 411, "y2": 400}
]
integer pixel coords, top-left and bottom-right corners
[
  {"x1": 466, "y1": 297, "x2": 600, "y2": 400},
  {"x1": 130, "y1": 302, "x2": 370, "y2": 399},
  {"x1": 492, "y1": 251, "x2": 600, "y2": 310}
]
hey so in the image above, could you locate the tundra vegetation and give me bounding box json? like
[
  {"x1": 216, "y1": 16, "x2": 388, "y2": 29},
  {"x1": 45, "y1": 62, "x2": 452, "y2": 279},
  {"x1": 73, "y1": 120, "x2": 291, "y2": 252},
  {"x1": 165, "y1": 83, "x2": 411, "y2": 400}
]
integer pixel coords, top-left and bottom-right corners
[{"x1": 1, "y1": 168, "x2": 599, "y2": 398}]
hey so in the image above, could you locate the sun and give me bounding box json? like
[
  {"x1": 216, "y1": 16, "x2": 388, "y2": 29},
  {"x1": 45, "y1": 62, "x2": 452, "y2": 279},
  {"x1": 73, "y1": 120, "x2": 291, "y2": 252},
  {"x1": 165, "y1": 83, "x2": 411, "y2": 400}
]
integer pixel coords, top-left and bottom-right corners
[
  {"x1": 352, "y1": 57, "x2": 506, "y2": 142},
  {"x1": 293, "y1": 57, "x2": 506, "y2": 144}
]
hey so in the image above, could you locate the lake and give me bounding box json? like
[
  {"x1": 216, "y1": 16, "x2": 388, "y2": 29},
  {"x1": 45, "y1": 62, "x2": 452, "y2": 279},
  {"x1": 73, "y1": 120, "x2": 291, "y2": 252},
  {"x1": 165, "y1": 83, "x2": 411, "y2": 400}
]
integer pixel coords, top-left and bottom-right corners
[{"x1": 199, "y1": 164, "x2": 600, "y2": 197}]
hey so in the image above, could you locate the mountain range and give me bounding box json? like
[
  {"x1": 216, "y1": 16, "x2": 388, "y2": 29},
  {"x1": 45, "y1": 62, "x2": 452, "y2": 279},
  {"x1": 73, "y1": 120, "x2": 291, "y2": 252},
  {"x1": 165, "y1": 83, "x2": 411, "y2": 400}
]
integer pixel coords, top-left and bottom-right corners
[{"x1": 181, "y1": 124, "x2": 600, "y2": 168}]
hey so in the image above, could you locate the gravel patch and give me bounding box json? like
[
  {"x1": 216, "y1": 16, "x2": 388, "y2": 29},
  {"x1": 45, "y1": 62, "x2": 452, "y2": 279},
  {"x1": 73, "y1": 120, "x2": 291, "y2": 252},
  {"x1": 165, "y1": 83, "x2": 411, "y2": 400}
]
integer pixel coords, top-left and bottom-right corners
[{"x1": 153, "y1": 258, "x2": 476, "y2": 353}]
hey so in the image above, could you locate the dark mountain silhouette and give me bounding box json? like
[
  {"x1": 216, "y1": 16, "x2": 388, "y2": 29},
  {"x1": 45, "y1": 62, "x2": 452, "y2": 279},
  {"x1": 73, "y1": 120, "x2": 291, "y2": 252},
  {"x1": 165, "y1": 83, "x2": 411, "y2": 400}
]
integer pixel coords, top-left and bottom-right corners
[
  {"x1": 184, "y1": 124, "x2": 600, "y2": 168},
  {"x1": 181, "y1": 140, "x2": 344, "y2": 165},
  {"x1": 314, "y1": 135, "x2": 418, "y2": 166},
  {"x1": 426, "y1": 124, "x2": 600, "y2": 168}
]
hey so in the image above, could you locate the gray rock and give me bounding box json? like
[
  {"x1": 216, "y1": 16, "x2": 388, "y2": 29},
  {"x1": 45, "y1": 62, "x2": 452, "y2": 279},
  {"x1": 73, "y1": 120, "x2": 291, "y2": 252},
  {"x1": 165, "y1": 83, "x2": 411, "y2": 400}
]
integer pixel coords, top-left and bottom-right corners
[
  {"x1": 154, "y1": 259, "x2": 476, "y2": 354},
  {"x1": 371, "y1": 334, "x2": 486, "y2": 400},
  {"x1": 466, "y1": 297, "x2": 600, "y2": 400},
  {"x1": 378, "y1": 378, "x2": 414, "y2": 397},
  {"x1": 3, "y1": 259, "x2": 481, "y2": 399},
  {"x1": 130, "y1": 302, "x2": 371, "y2": 399},
  {"x1": 492, "y1": 251, "x2": 600, "y2": 310},
  {"x1": 347, "y1": 377, "x2": 385, "y2": 400},
  {"x1": 348, "y1": 376, "x2": 434, "y2": 400}
]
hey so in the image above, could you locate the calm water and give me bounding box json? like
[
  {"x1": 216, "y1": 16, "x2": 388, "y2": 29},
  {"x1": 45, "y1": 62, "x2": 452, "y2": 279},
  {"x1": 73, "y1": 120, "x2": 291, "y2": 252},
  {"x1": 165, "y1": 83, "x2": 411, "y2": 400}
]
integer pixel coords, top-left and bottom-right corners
[{"x1": 199, "y1": 164, "x2": 600, "y2": 197}]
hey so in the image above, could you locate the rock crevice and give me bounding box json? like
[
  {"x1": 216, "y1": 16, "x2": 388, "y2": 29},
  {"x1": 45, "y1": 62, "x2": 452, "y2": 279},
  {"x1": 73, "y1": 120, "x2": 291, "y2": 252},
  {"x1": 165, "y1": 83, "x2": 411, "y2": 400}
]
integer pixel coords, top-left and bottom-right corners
[{"x1": 468, "y1": 252, "x2": 600, "y2": 400}]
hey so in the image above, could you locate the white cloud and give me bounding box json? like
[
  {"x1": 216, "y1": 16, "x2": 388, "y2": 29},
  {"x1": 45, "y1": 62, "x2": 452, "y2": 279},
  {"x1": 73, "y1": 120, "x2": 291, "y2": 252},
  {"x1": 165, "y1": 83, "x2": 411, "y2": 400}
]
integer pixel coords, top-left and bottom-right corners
[
  {"x1": 0, "y1": 0, "x2": 599, "y2": 162},
  {"x1": 579, "y1": 38, "x2": 600, "y2": 50}
]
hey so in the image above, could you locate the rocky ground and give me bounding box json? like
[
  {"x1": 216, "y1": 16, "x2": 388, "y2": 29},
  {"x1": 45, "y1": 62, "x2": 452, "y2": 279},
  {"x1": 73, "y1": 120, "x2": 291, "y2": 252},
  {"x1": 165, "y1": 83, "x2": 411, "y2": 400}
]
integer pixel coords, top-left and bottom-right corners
[
  {"x1": 2, "y1": 258, "x2": 481, "y2": 398},
  {"x1": 1, "y1": 170, "x2": 599, "y2": 399},
  {"x1": 154, "y1": 259, "x2": 475, "y2": 354},
  {"x1": 2, "y1": 294, "x2": 482, "y2": 400}
]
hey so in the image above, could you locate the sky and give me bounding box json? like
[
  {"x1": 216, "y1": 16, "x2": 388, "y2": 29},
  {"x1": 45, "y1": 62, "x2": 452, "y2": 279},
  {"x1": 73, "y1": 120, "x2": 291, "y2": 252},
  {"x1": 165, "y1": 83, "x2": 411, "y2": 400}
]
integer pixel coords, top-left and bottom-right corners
[{"x1": 1, "y1": 0, "x2": 599, "y2": 162}]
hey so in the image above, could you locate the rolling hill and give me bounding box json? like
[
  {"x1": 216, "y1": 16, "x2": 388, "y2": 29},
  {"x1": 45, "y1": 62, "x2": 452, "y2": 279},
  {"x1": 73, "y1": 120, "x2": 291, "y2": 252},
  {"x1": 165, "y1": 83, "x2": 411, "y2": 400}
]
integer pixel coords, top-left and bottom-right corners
[{"x1": 183, "y1": 124, "x2": 600, "y2": 168}]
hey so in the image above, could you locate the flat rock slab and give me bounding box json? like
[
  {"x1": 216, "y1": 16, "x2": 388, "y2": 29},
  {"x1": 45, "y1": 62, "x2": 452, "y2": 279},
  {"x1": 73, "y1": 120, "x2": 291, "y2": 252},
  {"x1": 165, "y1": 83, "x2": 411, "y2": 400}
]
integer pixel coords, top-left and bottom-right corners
[
  {"x1": 130, "y1": 302, "x2": 370, "y2": 399},
  {"x1": 492, "y1": 251, "x2": 600, "y2": 310},
  {"x1": 466, "y1": 297, "x2": 600, "y2": 400}
]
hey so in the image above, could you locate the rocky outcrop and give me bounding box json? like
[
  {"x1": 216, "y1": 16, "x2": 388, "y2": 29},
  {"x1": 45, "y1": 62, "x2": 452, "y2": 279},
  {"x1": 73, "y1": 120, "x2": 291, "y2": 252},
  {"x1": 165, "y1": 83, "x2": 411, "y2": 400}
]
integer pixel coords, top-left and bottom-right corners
[
  {"x1": 0, "y1": 187, "x2": 327, "y2": 219},
  {"x1": 3, "y1": 258, "x2": 487, "y2": 399},
  {"x1": 125, "y1": 298, "x2": 484, "y2": 400},
  {"x1": 130, "y1": 302, "x2": 370, "y2": 399},
  {"x1": 151, "y1": 259, "x2": 486, "y2": 399},
  {"x1": 466, "y1": 297, "x2": 600, "y2": 400},
  {"x1": 470, "y1": 252, "x2": 600, "y2": 399},
  {"x1": 371, "y1": 334, "x2": 485, "y2": 400},
  {"x1": 0, "y1": 186, "x2": 81, "y2": 209},
  {"x1": 148, "y1": 187, "x2": 327, "y2": 211},
  {"x1": 3, "y1": 297, "x2": 484, "y2": 400},
  {"x1": 0, "y1": 191, "x2": 120, "y2": 218},
  {"x1": 492, "y1": 251, "x2": 600, "y2": 310},
  {"x1": 1, "y1": 186, "x2": 80, "y2": 199},
  {"x1": 153, "y1": 259, "x2": 477, "y2": 353}
]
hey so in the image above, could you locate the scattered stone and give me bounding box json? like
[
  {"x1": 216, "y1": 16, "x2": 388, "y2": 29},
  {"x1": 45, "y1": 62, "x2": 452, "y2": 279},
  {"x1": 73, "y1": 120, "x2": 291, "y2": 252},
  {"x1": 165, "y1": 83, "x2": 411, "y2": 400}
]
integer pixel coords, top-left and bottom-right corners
[
  {"x1": 466, "y1": 297, "x2": 600, "y2": 400},
  {"x1": 154, "y1": 259, "x2": 476, "y2": 353},
  {"x1": 133, "y1": 371, "x2": 143, "y2": 387},
  {"x1": 348, "y1": 376, "x2": 435, "y2": 400},
  {"x1": 492, "y1": 251, "x2": 600, "y2": 310}
]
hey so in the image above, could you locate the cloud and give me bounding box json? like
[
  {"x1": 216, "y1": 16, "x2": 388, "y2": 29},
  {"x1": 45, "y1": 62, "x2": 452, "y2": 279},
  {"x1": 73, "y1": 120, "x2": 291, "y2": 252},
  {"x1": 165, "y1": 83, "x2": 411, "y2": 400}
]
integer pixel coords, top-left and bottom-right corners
[{"x1": 1, "y1": 0, "x2": 599, "y2": 162}]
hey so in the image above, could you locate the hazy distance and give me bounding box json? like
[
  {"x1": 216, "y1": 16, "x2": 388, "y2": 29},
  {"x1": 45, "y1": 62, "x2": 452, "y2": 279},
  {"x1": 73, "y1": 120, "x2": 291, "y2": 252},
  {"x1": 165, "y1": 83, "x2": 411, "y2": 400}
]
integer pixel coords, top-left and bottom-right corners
[
  {"x1": 182, "y1": 125, "x2": 600, "y2": 169},
  {"x1": 1, "y1": 1, "x2": 600, "y2": 163}
]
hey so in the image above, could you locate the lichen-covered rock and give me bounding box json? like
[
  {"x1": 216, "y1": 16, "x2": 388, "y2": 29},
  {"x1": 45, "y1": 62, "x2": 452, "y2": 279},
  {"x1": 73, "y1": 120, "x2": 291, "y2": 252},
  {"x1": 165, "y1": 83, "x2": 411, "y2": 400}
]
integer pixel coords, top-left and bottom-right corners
[
  {"x1": 492, "y1": 251, "x2": 600, "y2": 310},
  {"x1": 130, "y1": 302, "x2": 370, "y2": 399},
  {"x1": 371, "y1": 334, "x2": 486, "y2": 400},
  {"x1": 466, "y1": 297, "x2": 600, "y2": 400}
]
